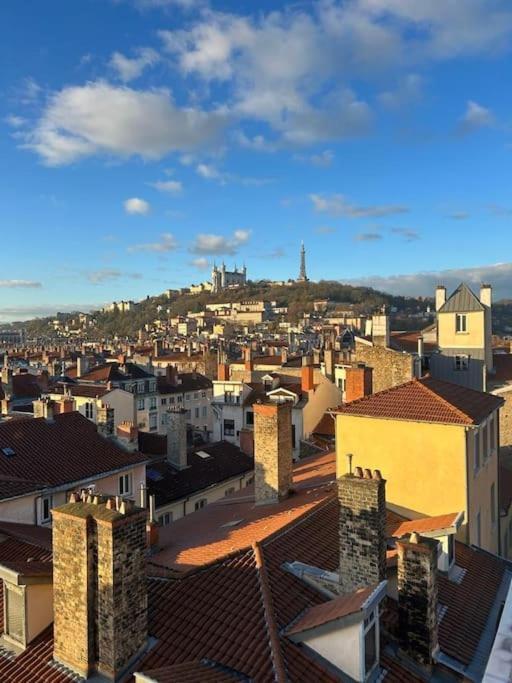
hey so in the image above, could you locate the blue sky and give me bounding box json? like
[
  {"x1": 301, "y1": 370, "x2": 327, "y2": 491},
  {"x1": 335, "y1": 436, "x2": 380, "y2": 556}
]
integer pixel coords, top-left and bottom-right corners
[{"x1": 1, "y1": 0, "x2": 512, "y2": 321}]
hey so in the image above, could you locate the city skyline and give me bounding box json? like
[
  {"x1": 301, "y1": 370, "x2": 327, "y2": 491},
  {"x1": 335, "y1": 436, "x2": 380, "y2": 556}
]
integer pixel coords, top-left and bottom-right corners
[{"x1": 1, "y1": 0, "x2": 512, "y2": 321}]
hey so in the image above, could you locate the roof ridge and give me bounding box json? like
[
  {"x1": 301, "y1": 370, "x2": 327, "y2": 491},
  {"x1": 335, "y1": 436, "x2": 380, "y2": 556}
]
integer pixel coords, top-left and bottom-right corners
[
  {"x1": 417, "y1": 378, "x2": 473, "y2": 424},
  {"x1": 253, "y1": 541, "x2": 287, "y2": 683},
  {"x1": 335, "y1": 376, "x2": 420, "y2": 409}
]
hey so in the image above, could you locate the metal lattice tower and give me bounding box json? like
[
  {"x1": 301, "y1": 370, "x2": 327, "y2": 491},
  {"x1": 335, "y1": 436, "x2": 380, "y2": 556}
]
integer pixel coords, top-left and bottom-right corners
[{"x1": 298, "y1": 241, "x2": 308, "y2": 281}]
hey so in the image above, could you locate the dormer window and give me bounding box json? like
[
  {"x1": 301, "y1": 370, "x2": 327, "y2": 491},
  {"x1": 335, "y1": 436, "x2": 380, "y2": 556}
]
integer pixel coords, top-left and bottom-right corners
[{"x1": 455, "y1": 314, "x2": 467, "y2": 333}]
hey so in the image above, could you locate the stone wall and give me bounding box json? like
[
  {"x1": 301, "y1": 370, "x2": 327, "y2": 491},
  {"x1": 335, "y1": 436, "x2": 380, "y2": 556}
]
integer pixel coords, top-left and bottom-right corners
[
  {"x1": 338, "y1": 468, "x2": 386, "y2": 592},
  {"x1": 396, "y1": 534, "x2": 438, "y2": 666},
  {"x1": 254, "y1": 402, "x2": 292, "y2": 505},
  {"x1": 353, "y1": 343, "x2": 414, "y2": 394}
]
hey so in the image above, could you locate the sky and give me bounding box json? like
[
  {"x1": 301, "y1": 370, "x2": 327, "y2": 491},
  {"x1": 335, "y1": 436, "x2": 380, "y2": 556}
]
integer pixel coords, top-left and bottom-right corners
[{"x1": 1, "y1": 0, "x2": 512, "y2": 321}]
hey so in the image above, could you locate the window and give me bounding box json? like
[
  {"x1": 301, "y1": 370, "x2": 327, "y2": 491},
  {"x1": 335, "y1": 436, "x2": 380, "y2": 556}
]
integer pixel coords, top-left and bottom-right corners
[
  {"x1": 195, "y1": 407, "x2": 200, "y2": 419},
  {"x1": 454, "y1": 355, "x2": 469, "y2": 371},
  {"x1": 41, "y1": 496, "x2": 52, "y2": 523},
  {"x1": 246, "y1": 411, "x2": 254, "y2": 426},
  {"x1": 150, "y1": 397, "x2": 157, "y2": 410},
  {"x1": 177, "y1": 395, "x2": 183, "y2": 404},
  {"x1": 194, "y1": 392, "x2": 199, "y2": 400},
  {"x1": 119, "y1": 473, "x2": 132, "y2": 496},
  {"x1": 491, "y1": 483, "x2": 496, "y2": 527},
  {"x1": 84, "y1": 402, "x2": 94, "y2": 419},
  {"x1": 364, "y1": 620, "x2": 377, "y2": 677},
  {"x1": 476, "y1": 510, "x2": 481, "y2": 547},
  {"x1": 161, "y1": 413, "x2": 168, "y2": 426},
  {"x1": 483, "y1": 424, "x2": 489, "y2": 460},
  {"x1": 201, "y1": 391, "x2": 206, "y2": 398},
  {"x1": 138, "y1": 398, "x2": 145, "y2": 410},
  {"x1": 5, "y1": 585, "x2": 24, "y2": 643},
  {"x1": 158, "y1": 512, "x2": 173, "y2": 526},
  {"x1": 161, "y1": 398, "x2": 167, "y2": 406},
  {"x1": 456, "y1": 314, "x2": 467, "y2": 333},
  {"x1": 194, "y1": 498, "x2": 207, "y2": 511},
  {"x1": 169, "y1": 396, "x2": 175, "y2": 405},
  {"x1": 225, "y1": 487, "x2": 235, "y2": 496},
  {"x1": 291, "y1": 424, "x2": 296, "y2": 449},
  {"x1": 150, "y1": 381, "x2": 156, "y2": 392},
  {"x1": 149, "y1": 413, "x2": 158, "y2": 430},
  {"x1": 337, "y1": 377, "x2": 347, "y2": 391},
  {"x1": 137, "y1": 381, "x2": 144, "y2": 393},
  {"x1": 474, "y1": 431, "x2": 480, "y2": 471},
  {"x1": 185, "y1": 393, "x2": 192, "y2": 401},
  {"x1": 224, "y1": 419, "x2": 235, "y2": 436},
  {"x1": 225, "y1": 391, "x2": 234, "y2": 404},
  {"x1": 202, "y1": 406, "x2": 207, "y2": 418}
]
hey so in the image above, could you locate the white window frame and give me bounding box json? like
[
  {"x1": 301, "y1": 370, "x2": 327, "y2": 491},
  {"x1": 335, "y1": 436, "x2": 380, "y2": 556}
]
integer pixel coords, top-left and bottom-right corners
[
  {"x1": 454, "y1": 355, "x2": 469, "y2": 371},
  {"x1": 455, "y1": 313, "x2": 467, "y2": 333},
  {"x1": 41, "y1": 495, "x2": 52, "y2": 524},
  {"x1": 137, "y1": 398, "x2": 145, "y2": 410},
  {"x1": 119, "y1": 472, "x2": 132, "y2": 496},
  {"x1": 84, "y1": 402, "x2": 94, "y2": 419},
  {"x1": 194, "y1": 498, "x2": 207, "y2": 511}
]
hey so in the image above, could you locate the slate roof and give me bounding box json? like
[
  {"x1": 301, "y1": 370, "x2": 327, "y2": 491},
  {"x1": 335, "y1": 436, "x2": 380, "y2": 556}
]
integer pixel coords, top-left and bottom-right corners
[
  {"x1": 438, "y1": 282, "x2": 485, "y2": 313},
  {"x1": 0, "y1": 412, "x2": 148, "y2": 500},
  {"x1": 333, "y1": 377, "x2": 503, "y2": 425},
  {"x1": 143, "y1": 441, "x2": 254, "y2": 507},
  {"x1": 51, "y1": 382, "x2": 110, "y2": 398},
  {"x1": 66, "y1": 361, "x2": 154, "y2": 382},
  {"x1": 139, "y1": 661, "x2": 245, "y2": 682},
  {"x1": 157, "y1": 373, "x2": 212, "y2": 395}
]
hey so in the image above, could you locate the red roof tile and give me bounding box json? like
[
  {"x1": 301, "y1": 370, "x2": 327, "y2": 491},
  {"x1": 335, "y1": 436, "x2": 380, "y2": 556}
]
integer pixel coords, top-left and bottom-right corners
[
  {"x1": 333, "y1": 377, "x2": 503, "y2": 425},
  {"x1": 387, "y1": 512, "x2": 461, "y2": 538}
]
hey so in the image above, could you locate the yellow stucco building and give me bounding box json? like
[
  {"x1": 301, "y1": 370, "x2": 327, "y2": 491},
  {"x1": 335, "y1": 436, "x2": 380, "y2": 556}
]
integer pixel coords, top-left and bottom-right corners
[{"x1": 334, "y1": 376, "x2": 503, "y2": 554}]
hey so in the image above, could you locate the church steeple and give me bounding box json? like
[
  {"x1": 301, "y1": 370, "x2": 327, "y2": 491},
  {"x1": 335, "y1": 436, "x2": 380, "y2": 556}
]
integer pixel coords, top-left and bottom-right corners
[{"x1": 297, "y1": 241, "x2": 308, "y2": 282}]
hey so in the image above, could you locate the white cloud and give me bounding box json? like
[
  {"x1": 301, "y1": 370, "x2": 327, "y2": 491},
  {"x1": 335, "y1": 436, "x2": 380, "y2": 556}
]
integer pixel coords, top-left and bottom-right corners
[
  {"x1": 16, "y1": 77, "x2": 41, "y2": 104},
  {"x1": 458, "y1": 100, "x2": 495, "y2": 134},
  {"x1": 315, "y1": 226, "x2": 336, "y2": 234},
  {"x1": 86, "y1": 269, "x2": 142, "y2": 284},
  {"x1": 309, "y1": 193, "x2": 408, "y2": 218},
  {"x1": 349, "y1": 262, "x2": 512, "y2": 300},
  {"x1": 295, "y1": 150, "x2": 334, "y2": 167},
  {"x1": 190, "y1": 229, "x2": 251, "y2": 255},
  {"x1": 196, "y1": 163, "x2": 222, "y2": 180},
  {"x1": 391, "y1": 227, "x2": 420, "y2": 241},
  {"x1": 149, "y1": 179, "x2": 183, "y2": 193},
  {"x1": 5, "y1": 115, "x2": 26, "y2": 128},
  {"x1": 355, "y1": 232, "x2": 382, "y2": 242},
  {"x1": 24, "y1": 82, "x2": 227, "y2": 166},
  {"x1": 378, "y1": 74, "x2": 423, "y2": 109},
  {"x1": 0, "y1": 303, "x2": 99, "y2": 323},
  {"x1": 110, "y1": 48, "x2": 160, "y2": 82},
  {"x1": 0, "y1": 279, "x2": 42, "y2": 288},
  {"x1": 127, "y1": 233, "x2": 178, "y2": 252},
  {"x1": 190, "y1": 257, "x2": 209, "y2": 270},
  {"x1": 195, "y1": 162, "x2": 272, "y2": 186},
  {"x1": 124, "y1": 197, "x2": 151, "y2": 214}
]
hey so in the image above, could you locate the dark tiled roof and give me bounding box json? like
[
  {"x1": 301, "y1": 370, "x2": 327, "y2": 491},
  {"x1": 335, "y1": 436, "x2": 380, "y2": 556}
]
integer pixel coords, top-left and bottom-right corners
[
  {"x1": 52, "y1": 382, "x2": 110, "y2": 398},
  {"x1": 146, "y1": 441, "x2": 254, "y2": 507},
  {"x1": 138, "y1": 661, "x2": 245, "y2": 682},
  {"x1": 11, "y1": 373, "x2": 42, "y2": 399},
  {"x1": 67, "y1": 361, "x2": 154, "y2": 383},
  {"x1": 334, "y1": 377, "x2": 503, "y2": 425},
  {"x1": 157, "y1": 373, "x2": 212, "y2": 395},
  {"x1": 438, "y1": 282, "x2": 485, "y2": 313},
  {"x1": 0, "y1": 412, "x2": 147, "y2": 500}
]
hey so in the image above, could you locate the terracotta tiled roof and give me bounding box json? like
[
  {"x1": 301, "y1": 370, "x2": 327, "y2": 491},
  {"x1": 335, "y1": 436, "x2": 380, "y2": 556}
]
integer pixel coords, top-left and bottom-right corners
[
  {"x1": 390, "y1": 330, "x2": 437, "y2": 354},
  {"x1": 312, "y1": 412, "x2": 335, "y2": 437},
  {"x1": 139, "y1": 661, "x2": 245, "y2": 682},
  {"x1": 0, "y1": 412, "x2": 148, "y2": 500},
  {"x1": 52, "y1": 382, "x2": 110, "y2": 398},
  {"x1": 387, "y1": 512, "x2": 461, "y2": 538},
  {"x1": 286, "y1": 585, "x2": 378, "y2": 635},
  {"x1": 333, "y1": 377, "x2": 503, "y2": 425}
]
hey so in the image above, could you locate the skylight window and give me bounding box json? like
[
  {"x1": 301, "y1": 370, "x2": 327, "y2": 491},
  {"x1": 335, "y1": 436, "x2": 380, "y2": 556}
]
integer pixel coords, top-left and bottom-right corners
[
  {"x1": 1, "y1": 447, "x2": 15, "y2": 458},
  {"x1": 196, "y1": 451, "x2": 211, "y2": 459}
]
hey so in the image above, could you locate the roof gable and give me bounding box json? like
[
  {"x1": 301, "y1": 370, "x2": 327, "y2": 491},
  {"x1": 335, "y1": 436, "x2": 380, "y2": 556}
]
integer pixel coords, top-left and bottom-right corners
[{"x1": 439, "y1": 282, "x2": 485, "y2": 313}]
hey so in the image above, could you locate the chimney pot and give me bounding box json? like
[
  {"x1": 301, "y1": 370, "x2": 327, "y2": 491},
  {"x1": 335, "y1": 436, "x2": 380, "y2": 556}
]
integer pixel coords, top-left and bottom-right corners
[
  {"x1": 354, "y1": 466, "x2": 363, "y2": 478},
  {"x1": 363, "y1": 468, "x2": 372, "y2": 479},
  {"x1": 69, "y1": 493, "x2": 77, "y2": 503},
  {"x1": 372, "y1": 469, "x2": 382, "y2": 480},
  {"x1": 409, "y1": 531, "x2": 420, "y2": 544},
  {"x1": 106, "y1": 498, "x2": 114, "y2": 510}
]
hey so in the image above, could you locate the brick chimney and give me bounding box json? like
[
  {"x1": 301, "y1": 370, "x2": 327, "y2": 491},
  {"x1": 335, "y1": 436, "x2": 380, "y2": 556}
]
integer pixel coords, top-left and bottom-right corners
[
  {"x1": 338, "y1": 467, "x2": 387, "y2": 592},
  {"x1": 254, "y1": 401, "x2": 293, "y2": 506},
  {"x1": 52, "y1": 495, "x2": 148, "y2": 679},
  {"x1": 116, "y1": 421, "x2": 139, "y2": 451},
  {"x1": 324, "y1": 348, "x2": 334, "y2": 381},
  {"x1": 244, "y1": 346, "x2": 254, "y2": 372},
  {"x1": 301, "y1": 364, "x2": 314, "y2": 393},
  {"x1": 396, "y1": 532, "x2": 439, "y2": 666},
  {"x1": 167, "y1": 407, "x2": 188, "y2": 470},
  {"x1": 345, "y1": 365, "x2": 372, "y2": 403},
  {"x1": 165, "y1": 364, "x2": 178, "y2": 387},
  {"x1": 153, "y1": 339, "x2": 163, "y2": 358},
  {"x1": 217, "y1": 362, "x2": 230, "y2": 381},
  {"x1": 280, "y1": 347, "x2": 288, "y2": 364}
]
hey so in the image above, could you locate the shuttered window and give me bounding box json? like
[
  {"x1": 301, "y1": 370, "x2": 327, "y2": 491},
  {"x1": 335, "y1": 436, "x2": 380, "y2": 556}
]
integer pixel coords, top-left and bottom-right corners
[{"x1": 6, "y1": 586, "x2": 25, "y2": 643}]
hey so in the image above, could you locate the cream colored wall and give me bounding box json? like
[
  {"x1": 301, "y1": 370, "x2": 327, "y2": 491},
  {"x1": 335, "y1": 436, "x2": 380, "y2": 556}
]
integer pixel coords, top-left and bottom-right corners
[
  {"x1": 103, "y1": 389, "x2": 136, "y2": 427},
  {"x1": 302, "y1": 621, "x2": 364, "y2": 681},
  {"x1": 467, "y1": 413, "x2": 499, "y2": 554},
  {"x1": 336, "y1": 415, "x2": 468, "y2": 532},
  {"x1": 26, "y1": 582, "x2": 53, "y2": 643},
  {"x1": 302, "y1": 377, "x2": 341, "y2": 437},
  {"x1": 438, "y1": 310, "x2": 485, "y2": 349},
  {"x1": 0, "y1": 495, "x2": 38, "y2": 524}
]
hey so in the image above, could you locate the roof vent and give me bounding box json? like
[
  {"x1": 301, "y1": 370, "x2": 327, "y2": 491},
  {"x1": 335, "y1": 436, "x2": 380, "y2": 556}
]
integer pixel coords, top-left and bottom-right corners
[
  {"x1": 196, "y1": 450, "x2": 211, "y2": 459},
  {"x1": 221, "y1": 519, "x2": 244, "y2": 528},
  {"x1": 1, "y1": 447, "x2": 15, "y2": 458}
]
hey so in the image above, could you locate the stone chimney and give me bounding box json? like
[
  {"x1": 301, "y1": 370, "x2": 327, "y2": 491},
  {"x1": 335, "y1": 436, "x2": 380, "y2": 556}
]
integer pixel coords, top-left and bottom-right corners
[
  {"x1": 33, "y1": 397, "x2": 55, "y2": 420},
  {"x1": 480, "y1": 283, "x2": 492, "y2": 308},
  {"x1": 324, "y1": 348, "x2": 334, "y2": 382},
  {"x1": 396, "y1": 533, "x2": 439, "y2": 666},
  {"x1": 165, "y1": 364, "x2": 178, "y2": 387},
  {"x1": 54, "y1": 395, "x2": 75, "y2": 414},
  {"x1": 153, "y1": 339, "x2": 163, "y2": 358},
  {"x1": 338, "y1": 467, "x2": 387, "y2": 592},
  {"x1": 254, "y1": 401, "x2": 293, "y2": 506},
  {"x1": 372, "y1": 308, "x2": 390, "y2": 348},
  {"x1": 167, "y1": 408, "x2": 188, "y2": 470},
  {"x1": 345, "y1": 365, "x2": 372, "y2": 403},
  {"x1": 244, "y1": 346, "x2": 254, "y2": 372},
  {"x1": 52, "y1": 495, "x2": 148, "y2": 679},
  {"x1": 97, "y1": 405, "x2": 115, "y2": 437},
  {"x1": 76, "y1": 355, "x2": 88, "y2": 378},
  {"x1": 301, "y1": 364, "x2": 314, "y2": 393},
  {"x1": 116, "y1": 421, "x2": 138, "y2": 451},
  {"x1": 435, "y1": 285, "x2": 446, "y2": 312}
]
